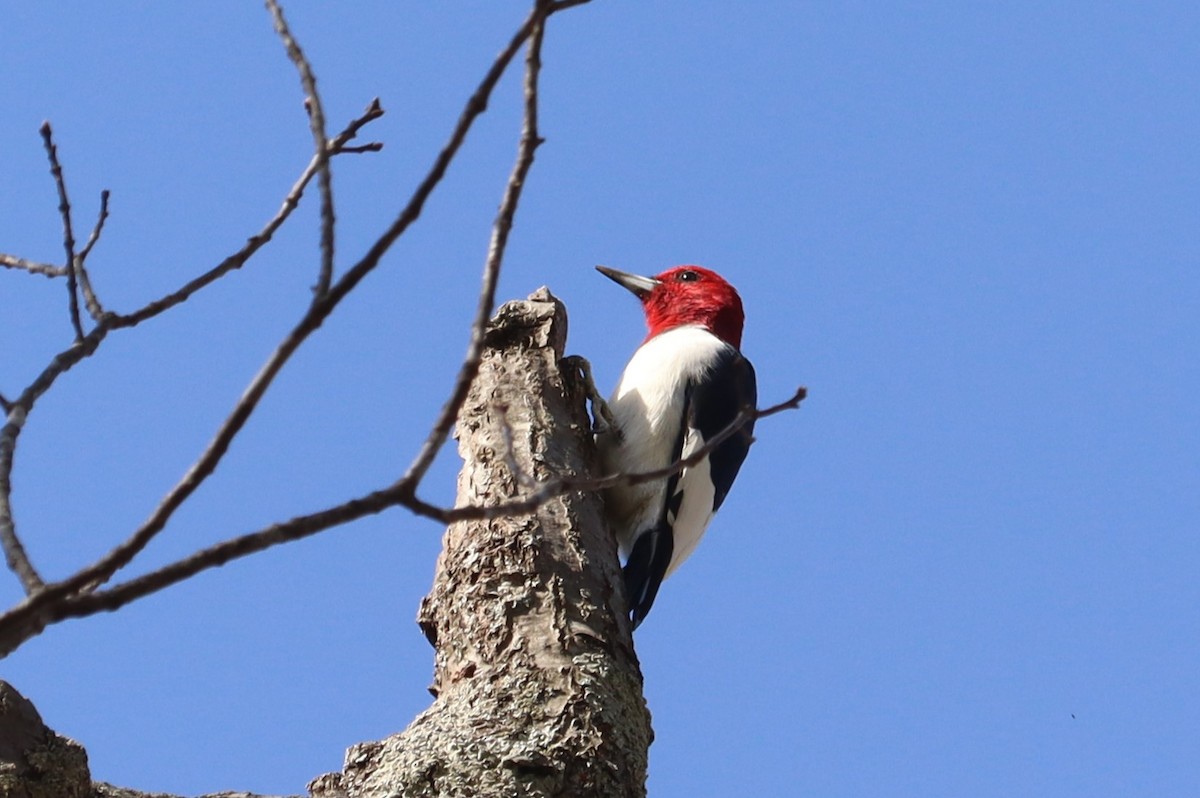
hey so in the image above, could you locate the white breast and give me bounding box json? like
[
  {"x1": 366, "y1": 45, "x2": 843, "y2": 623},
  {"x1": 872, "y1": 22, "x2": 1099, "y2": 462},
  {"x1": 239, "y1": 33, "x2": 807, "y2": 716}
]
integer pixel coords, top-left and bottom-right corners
[{"x1": 598, "y1": 325, "x2": 732, "y2": 575}]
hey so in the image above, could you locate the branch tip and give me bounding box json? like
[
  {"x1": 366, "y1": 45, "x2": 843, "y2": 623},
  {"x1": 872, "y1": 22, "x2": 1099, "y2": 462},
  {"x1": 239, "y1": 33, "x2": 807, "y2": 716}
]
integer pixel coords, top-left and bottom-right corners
[{"x1": 39, "y1": 120, "x2": 85, "y2": 340}]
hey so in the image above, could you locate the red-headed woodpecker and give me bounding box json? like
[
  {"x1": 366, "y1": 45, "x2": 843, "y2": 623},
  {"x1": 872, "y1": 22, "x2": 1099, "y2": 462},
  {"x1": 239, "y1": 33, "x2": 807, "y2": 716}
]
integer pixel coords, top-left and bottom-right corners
[{"x1": 596, "y1": 265, "x2": 757, "y2": 629}]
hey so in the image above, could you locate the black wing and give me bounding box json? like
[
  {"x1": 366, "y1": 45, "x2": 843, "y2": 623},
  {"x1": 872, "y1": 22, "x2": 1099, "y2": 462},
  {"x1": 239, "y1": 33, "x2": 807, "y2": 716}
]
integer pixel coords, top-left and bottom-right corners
[
  {"x1": 623, "y1": 348, "x2": 757, "y2": 629},
  {"x1": 686, "y1": 349, "x2": 757, "y2": 512}
]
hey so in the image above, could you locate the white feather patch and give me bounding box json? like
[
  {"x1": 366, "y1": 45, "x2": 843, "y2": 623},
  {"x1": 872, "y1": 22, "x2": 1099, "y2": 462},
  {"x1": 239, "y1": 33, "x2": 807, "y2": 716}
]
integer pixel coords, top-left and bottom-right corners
[{"x1": 598, "y1": 325, "x2": 733, "y2": 575}]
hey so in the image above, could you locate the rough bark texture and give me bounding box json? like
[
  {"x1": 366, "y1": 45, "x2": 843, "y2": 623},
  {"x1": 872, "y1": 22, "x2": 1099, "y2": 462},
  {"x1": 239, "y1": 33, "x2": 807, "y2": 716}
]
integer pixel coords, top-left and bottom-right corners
[
  {"x1": 0, "y1": 679, "x2": 90, "y2": 798},
  {"x1": 310, "y1": 288, "x2": 651, "y2": 798},
  {"x1": 0, "y1": 679, "x2": 293, "y2": 798},
  {"x1": 0, "y1": 289, "x2": 650, "y2": 798}
]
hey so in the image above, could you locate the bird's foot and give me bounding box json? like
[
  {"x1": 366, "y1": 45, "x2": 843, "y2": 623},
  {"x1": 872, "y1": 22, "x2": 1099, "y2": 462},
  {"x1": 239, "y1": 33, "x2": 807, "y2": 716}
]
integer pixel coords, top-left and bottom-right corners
[{"x1": 561, "y1": 355, "x2": 617, "y2": 437}]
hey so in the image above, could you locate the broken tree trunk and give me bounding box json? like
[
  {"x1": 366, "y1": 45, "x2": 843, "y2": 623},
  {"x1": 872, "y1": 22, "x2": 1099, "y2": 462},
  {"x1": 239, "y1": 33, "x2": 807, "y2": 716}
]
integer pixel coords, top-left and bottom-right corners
[
  {"x1": 0, "y1": 290, "x2": 650, "y2": 798},
  {"x1": 311, "y1": 288, "x2": 651, "y2": 798}
]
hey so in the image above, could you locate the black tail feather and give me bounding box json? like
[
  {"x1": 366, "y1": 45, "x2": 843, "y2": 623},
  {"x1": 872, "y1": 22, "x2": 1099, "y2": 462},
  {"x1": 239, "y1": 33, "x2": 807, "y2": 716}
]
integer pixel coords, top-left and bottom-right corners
[{"x1": 623, "y1": 524, "x2": 674, "y2": 630}]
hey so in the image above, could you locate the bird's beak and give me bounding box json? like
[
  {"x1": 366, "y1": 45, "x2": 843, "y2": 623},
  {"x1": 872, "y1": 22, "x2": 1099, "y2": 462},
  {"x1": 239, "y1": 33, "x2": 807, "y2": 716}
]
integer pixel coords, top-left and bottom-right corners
[{"x1": 595, "y1": 266, "x2": 660, "y2": 299}]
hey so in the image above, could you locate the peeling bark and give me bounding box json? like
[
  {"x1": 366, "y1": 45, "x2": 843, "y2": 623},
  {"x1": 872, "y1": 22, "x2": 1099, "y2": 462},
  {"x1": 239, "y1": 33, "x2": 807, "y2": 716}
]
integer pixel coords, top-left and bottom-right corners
[{"x1": 313, "y1": 288, "x2": 651, "y2": 798}]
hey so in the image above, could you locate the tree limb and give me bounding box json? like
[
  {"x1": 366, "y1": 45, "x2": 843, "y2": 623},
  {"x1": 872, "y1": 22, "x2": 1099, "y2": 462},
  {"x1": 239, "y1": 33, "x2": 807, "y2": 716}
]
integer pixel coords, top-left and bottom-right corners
[
  {"x1": 0, "y1": 0, "x2": 589, "y2": 659},
  {"x1": 398, "y1": 0, "x2": 552, "y2": 495},
  {"x1": 111, "y1": 100, "x2": 383, "y2": 329},
  {"x1": 0, "y1": 403, "x2": 44, "y2": 595},
  {"x1": 0, "y1": 373, "x2": 803, "y2": 649},
  {"x1": 0, "y1": 99, "x2": 383, "y2": 611}
]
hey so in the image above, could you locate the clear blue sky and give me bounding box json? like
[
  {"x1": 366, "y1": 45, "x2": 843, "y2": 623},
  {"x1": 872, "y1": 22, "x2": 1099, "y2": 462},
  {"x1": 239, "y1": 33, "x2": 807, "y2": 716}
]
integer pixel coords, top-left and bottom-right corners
[{"x1": 2, "y1": 2, "x2": 1198, "y2": 796}]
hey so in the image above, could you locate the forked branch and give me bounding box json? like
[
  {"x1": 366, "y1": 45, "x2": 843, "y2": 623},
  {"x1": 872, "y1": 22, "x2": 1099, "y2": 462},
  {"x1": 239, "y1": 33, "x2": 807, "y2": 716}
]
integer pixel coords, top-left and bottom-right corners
[{"x1": 0, "y1": 0, "x2": 590, "y2": 658}]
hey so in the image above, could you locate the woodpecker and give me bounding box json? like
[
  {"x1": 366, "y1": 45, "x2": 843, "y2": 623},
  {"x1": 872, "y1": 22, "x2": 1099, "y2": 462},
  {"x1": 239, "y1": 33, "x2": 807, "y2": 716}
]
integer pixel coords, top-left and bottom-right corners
[{"x1": 596, "y1": 265, "x2": 757, "y2": 629}]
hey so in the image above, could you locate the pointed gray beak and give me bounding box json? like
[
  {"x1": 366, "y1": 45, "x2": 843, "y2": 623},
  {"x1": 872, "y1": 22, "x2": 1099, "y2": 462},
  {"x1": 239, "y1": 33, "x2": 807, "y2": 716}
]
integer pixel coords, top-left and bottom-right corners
[{"x1": 595, "y1": 265, "x2": 660, "y2": 299}]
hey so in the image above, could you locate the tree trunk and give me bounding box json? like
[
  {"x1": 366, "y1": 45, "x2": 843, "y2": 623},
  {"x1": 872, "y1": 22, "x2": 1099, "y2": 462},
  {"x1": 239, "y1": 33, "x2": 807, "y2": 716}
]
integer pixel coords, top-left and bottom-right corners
[
  {"x1": 0, "y1": 289, "x2": 650, "y2": 798},
  {"x1": 310, "y1": 288, "x2": 651, "y2": 798}
]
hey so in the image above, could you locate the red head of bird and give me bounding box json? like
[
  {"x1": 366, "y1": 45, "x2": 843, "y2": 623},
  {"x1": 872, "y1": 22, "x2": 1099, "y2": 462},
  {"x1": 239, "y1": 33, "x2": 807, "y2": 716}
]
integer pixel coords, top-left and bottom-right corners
[{"x1": 595, "y1": 265, "x2": 746, "y2": 349}]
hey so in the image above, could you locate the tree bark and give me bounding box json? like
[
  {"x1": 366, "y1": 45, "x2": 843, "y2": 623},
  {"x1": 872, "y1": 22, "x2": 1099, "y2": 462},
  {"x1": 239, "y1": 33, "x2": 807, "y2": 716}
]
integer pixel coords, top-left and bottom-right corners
[
  {"x1": 310, "y1": 288, "x2": 650, "y2": 798},
  {"x1": 0, "y1": 289, "x2": 650, "y2": 798}
]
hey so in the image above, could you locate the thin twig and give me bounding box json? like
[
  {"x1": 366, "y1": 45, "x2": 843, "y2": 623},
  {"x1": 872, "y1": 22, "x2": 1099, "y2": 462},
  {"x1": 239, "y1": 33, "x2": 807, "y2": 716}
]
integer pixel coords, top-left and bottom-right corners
[
  {"x1": 40, "y1": 122, "x2": 84, "y2": 341},
  {"x1": 404, "y1": 385, "x2": 810, "y2": 526},
  {"x1": 504, "y1": 385, "x2": 810, "y2": 517},
  {"x1": 112, "y1": 101, "x2": 384, "y2": 329},
  {"x1": 0, "y1": 102, "x2": 386, "y2": 647},
  {"x1": 1, "y1": 101, "x2": 381, "y2": 297},
  {"x1": 0, "y1": 108, "x2": 383, "y2": 597},
  {"x1": 329, "y1": 97, "x2": 384, "y2": 151},
  {"x1": 0, "y1": 1, "x2": 567, "y2": 634},
  {"x1": 399, "y1": 0, "x2": 552, "y2": 492},
  {"x1": 77, "y1": 190, "x2": 110, "y2": 265},
  {"x1": 0, "y1": 385, "x2": 806, "y2": 635},
  {"x1": 300, "y1": 0, "x2": 560, "y2": 325},
  {"x1": 336, "y1": 143, "x2": 383, "y2": 155},
  {"x1": 70, "y1": 2, "x2": 555, "y2": 596},
  {"x1": 265, "y1": 0, "x2": 336, "y2": 298},
  {"x1": 0, "y1": 0, "x2": 590, "y2": 658},
  {"x1": 76, "y1": 189, "x2": 111, "y2": 322},
  {"x1": 0, "y1": 255, "x2": 66, "y2": 278}
]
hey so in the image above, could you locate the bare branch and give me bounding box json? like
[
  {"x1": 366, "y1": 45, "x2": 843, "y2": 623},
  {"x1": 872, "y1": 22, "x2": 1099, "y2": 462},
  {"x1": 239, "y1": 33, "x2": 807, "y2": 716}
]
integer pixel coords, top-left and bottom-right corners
[
  {"x1": 0, "y1": 254, "x2": 66, "y2": 278},
  {"x1": 70, "y1": 3, "x2": 556, "y2": 597},
  {"x1": 0, "y1": 161, "x2": 119, "y2": 600},
  {"x1": 335, "y1": 142, "x2": 383, "y2": 155},
  {"x1": 265, "y1": 0, "x2": 336, "y2": 298},
  {"x1": 111, "y1": 101, "x2": 384, "y2": 329},
  {"x1": 2, "y1": 100, "x2": 380, "y2": 299},
  {"x1": 39, "y1": 122, "x2": 84, "y2": 341},
  {"x1": 329, "y1": 97, "x2": 384, "y2": 151},
  {"x1": 40, "y1": 483, "x2": 409, "y2": 624},
  {"x1": 0, "y1": 395, "x2": 9, "y2": 414},
  {"x1": 308, "y1": 0, "x2": 582, "y2": 322},
  {"x1": 75, "y1": 189, "x2": 111, "y2": 322},
  {"x1": 0, "y1": 403, "x2": 45, "y2": 594},
  {"x1": 0, "y1": 383, "x2": 804, "y2": 638},
  {"x1": 399, "y1": 0, "x2": 552, "y2": 491},
  {"x1": 76, "y1": 189, "x2": 111, "y2": 265},
  {"x1": 0, "y1": 0, "x2": 611, "y2": 661},
  {"x1": 0, "y1": 4, "x2": 578, "y2": 658},
  {"x1": 436, "y1": 384, "x2": 810, "y2": 524},
  {"x1": 0, "y1": 326, "x2": 109, "y2": 599}
]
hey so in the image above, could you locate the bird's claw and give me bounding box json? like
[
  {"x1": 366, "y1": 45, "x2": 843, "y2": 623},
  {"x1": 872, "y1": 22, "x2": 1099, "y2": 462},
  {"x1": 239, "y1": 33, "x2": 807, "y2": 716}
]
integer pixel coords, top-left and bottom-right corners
[{"x1": 561, "y1": 355, "x2": 617, "y2": 437}]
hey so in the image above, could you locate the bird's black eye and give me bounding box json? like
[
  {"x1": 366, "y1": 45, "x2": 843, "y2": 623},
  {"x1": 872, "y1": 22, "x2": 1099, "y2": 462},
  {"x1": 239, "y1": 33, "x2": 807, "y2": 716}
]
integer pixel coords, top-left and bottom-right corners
[{"x1": 676, "y1": 270, "x2": 699, "y2": 282}]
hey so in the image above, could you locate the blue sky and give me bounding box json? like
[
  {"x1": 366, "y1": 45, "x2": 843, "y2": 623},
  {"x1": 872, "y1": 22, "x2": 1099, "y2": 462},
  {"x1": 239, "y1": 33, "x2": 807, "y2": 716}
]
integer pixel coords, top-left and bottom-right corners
[{"x1": 2, "y1": 2, "x2": 1198, "y2": 796}]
